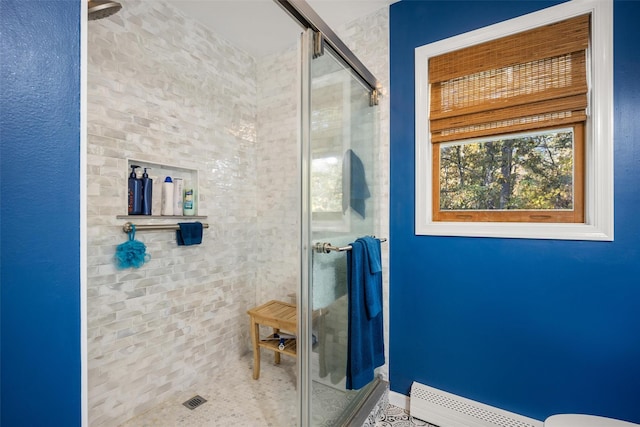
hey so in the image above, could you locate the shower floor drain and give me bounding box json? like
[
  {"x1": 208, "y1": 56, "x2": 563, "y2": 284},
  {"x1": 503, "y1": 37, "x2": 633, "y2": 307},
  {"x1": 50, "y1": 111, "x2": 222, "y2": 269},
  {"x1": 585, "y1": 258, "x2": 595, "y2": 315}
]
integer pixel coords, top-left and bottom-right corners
[{"x1": 182, "y1": 395, "x2": 207, "y2": 410}]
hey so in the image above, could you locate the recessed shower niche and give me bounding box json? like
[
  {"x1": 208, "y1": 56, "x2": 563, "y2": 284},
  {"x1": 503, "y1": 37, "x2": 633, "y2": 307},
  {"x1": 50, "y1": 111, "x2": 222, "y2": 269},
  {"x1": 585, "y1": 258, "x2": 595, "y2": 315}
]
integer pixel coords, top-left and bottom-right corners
[{"x1": 119, "y1": 159, "x2": 204, "y2": 218}]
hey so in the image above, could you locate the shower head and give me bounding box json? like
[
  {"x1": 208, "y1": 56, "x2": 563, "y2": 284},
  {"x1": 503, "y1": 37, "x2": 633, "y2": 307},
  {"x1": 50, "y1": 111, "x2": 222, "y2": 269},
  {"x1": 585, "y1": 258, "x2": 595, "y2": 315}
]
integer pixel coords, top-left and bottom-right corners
[{"x1": 88, "y1": 0, "x2": 122, "y2": 20}]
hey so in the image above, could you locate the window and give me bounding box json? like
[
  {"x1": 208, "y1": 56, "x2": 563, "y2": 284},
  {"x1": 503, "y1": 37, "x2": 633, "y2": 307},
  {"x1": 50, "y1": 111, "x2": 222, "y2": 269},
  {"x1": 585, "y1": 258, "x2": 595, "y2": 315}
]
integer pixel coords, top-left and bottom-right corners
[
  {"x1": 312, "y1": 155, "x2": 343, "y2": 222},
  {"x1": 436, "y1": 126, "x2": 584, "y2": 223},
  {"x1": 415, "y1": 0, "x2": 613, "y2": 240},
  {"x1": 311, "y1": 67, "x2": 352, "y2": 231}
]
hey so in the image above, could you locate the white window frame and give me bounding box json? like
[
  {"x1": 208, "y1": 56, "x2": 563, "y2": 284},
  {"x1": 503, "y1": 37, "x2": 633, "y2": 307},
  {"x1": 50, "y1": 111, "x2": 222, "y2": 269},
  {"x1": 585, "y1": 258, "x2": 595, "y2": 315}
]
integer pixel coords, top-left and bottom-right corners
[{"x1": 415, "y1": 0, "x2": 613, "y2": 240}]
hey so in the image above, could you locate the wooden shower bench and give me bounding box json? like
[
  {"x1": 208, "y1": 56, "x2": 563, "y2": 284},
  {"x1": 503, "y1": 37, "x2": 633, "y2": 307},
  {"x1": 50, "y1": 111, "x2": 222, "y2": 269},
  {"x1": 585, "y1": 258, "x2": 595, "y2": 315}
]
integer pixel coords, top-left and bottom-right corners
[{"x1": 247, "y1": 300, "x2": 297, "y2": 380}]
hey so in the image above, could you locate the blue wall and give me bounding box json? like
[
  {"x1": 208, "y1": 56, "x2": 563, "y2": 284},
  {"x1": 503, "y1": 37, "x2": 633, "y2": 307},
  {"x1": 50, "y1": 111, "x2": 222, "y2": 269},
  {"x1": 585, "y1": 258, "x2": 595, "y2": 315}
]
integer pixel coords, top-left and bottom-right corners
[
  {"x1": 389, "y1": 0, "x2": 640, "y2": 423},
  {"x1": 0, "y1": 1, "x2": 82, "y2": 425}
]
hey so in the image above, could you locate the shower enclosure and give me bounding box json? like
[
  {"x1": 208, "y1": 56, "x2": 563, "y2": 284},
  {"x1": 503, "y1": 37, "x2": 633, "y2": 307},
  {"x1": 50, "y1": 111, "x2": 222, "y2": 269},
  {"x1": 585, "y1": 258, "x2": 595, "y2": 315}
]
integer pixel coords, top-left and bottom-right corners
[
  {"x1": 295, "y1": 6, "x2": 386, "y2": 424},
  {"x1": 85, "y1": 0, "x2": 385, "y2": 425}
]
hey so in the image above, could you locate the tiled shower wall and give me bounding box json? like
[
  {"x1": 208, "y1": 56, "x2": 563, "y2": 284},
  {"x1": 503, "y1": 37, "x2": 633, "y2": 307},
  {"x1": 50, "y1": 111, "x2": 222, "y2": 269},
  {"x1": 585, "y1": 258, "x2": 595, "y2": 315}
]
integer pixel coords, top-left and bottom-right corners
[
  {"x1": 255, "y1": 45, "x2": 300, "y2": 305},
  {"x1": 87, "y1": 0, "x2": 388, "y2": 425},
  {"x1": 87, "y1": 1, "x2": 298, "y2": 424}
]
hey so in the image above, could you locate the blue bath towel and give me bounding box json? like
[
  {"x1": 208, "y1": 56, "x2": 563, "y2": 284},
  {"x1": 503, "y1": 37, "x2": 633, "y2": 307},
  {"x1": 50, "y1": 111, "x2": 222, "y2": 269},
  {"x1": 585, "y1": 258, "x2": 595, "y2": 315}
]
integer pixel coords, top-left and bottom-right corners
[
  {"x1": 176, "y1": 222, "x2": 203, "y2": 246},
  {"x1": 342, "y1": 149, "x2": 370, "y2": 218},
  {"x1": 346, "y1": 236, "x2": 385, "y2": 390}
]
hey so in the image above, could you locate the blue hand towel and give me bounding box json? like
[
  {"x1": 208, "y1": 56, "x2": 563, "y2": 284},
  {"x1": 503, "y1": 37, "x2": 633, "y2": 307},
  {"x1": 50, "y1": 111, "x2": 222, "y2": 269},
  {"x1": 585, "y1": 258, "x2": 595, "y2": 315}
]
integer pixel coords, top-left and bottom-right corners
[
  {"x1": 342, "y1": 149, "x2": 371, "y2": 218},
  {"x1": 362, "y1": 237, "x2": 382, "y2": 319},
  {"x1": 346, "y1": 236, "x2": 385, "y2": 390},
  {"x1": 176, "y1": 222, "x2": 203, "y2": 246}
]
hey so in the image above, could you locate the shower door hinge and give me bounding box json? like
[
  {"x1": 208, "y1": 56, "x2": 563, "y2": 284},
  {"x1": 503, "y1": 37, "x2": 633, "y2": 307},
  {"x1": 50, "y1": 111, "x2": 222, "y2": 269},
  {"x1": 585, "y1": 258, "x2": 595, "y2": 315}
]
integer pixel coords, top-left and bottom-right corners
[
  {"x1": 370, "y1": 88, "x2": 379, "y2": 107},
  {"x1": 313, "y1": 31, "x2": 324, "y2": 58}
]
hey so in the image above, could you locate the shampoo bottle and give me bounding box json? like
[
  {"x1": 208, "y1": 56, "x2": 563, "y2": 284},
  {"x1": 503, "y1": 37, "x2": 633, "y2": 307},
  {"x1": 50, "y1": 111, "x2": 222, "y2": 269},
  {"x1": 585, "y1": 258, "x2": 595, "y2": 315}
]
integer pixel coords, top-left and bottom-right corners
[
  {"x1": 183, "y1": 183, "x2": 195, "y2": 216},
  {"x1": 173, "y1": 178, "x2": 184, "y2": 216},
  {"x1": 128, "y1": 165, "x2": 142, "y2": 215},
  {"x1": 161, "y1": 176, "x2": 174, "y2": 216},
  {"x1": 141, "y1": 168, "x2": 153, "y2": 215}
]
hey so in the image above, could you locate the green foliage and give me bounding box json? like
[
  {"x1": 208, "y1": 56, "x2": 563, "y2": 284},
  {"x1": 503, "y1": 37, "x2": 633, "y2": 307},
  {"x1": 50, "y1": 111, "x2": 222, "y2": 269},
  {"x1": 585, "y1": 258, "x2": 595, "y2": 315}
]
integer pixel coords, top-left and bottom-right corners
[{"x1": 440, "y1": 129, "x2": 574, "y2": 210}]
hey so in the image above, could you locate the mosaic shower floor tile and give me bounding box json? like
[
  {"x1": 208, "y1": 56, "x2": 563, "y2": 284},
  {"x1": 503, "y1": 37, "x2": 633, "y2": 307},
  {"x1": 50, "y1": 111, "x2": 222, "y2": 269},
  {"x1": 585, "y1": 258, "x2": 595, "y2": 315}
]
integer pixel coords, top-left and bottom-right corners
[
  {"x1": 120, "y1": 353, "x2": 297, "y2": 427},
  {"x1": 120, "y1": 352, "x2": 435, "y2": 427}
]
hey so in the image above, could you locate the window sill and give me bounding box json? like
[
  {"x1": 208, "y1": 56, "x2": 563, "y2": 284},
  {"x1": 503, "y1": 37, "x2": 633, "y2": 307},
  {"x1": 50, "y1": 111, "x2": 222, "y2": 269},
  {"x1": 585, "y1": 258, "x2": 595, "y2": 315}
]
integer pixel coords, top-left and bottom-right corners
[{"x1": 416, "y1": 220, "x2": 613, "y2": 241}]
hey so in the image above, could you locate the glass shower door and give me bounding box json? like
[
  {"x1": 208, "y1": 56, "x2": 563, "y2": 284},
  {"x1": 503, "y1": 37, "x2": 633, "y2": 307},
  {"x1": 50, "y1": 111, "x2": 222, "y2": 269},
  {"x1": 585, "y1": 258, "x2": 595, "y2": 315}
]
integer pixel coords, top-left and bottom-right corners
[{"x1": 301, "y1": 30, "x2": 380, "y2": 427}]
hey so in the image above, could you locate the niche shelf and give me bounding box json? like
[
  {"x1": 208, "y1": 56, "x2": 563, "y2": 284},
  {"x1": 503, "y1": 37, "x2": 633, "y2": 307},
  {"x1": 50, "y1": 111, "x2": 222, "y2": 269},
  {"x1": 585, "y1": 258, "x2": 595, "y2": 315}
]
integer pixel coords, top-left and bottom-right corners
[
  {"x1": 123, "y1": 158, "x2": 204, "y2": 218},
  {"x1": 116, "y1": 215, "x2": 207, "y2": 219}
]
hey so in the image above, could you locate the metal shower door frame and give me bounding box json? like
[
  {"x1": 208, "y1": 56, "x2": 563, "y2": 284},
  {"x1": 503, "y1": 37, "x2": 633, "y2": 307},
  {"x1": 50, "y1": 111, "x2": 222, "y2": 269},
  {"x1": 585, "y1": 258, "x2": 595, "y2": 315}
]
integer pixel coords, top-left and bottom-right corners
[
  {"x1": 275, "y1": 1, "x2": 381, "y2": 425},
  {"x1": 274, "y1": 0, "x2": 380, "y2": 97}
]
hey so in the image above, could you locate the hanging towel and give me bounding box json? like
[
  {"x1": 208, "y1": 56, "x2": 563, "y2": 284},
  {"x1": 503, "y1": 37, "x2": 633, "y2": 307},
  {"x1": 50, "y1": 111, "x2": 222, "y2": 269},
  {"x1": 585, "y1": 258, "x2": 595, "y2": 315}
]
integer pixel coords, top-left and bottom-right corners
[
  {"x1": 176, "y1": 222, "x2": 203, "y2": 246},
  {"x1": 342, "y1": 149, "x2": 370, "y2": 218},
  {"x1": 346, "y1": 236, "x2": 385, "y2": 390}
]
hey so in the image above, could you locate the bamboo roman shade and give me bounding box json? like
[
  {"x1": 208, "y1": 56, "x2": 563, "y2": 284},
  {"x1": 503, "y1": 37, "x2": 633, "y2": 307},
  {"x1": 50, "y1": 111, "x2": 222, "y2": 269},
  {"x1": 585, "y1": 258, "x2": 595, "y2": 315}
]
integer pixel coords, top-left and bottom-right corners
[{"x1": 429, "y1": 14, "x2": 590, "y2": 143}]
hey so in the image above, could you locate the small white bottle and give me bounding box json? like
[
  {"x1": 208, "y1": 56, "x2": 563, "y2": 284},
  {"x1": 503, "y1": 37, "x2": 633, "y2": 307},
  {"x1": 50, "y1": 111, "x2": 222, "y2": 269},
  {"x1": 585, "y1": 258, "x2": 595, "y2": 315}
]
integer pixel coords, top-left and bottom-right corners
[
  {"x1": 183, "y1": 183, "x2": 195, "y2": 216},
  {"x1": 173, "y1": 178, "x2": 184, "y2": 216},
  {"x1": 161, "y1": 176, "x2": 174, "y2": 216}
]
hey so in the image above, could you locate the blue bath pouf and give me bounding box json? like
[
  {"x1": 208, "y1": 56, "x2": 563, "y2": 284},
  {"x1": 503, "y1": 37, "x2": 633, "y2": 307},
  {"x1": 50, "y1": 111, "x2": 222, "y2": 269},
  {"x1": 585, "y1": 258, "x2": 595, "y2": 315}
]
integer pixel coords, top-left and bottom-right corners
[{"x1": 115, "y1": 225, "x2": 149, "y2": 269}]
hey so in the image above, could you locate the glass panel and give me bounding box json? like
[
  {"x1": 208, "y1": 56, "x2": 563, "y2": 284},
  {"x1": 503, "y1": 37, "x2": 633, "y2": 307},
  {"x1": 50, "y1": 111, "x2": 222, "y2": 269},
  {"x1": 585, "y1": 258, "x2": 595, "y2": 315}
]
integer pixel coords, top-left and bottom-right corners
[
  {"x1": 307, "y1": 46, "x2": 379, "y2": 426},
  {"x1": 439, "y1": 128, "x2": 575, "y2": 211},
  {"x1": 311, "y1": 155, "x2": 343, "y2": 222}
]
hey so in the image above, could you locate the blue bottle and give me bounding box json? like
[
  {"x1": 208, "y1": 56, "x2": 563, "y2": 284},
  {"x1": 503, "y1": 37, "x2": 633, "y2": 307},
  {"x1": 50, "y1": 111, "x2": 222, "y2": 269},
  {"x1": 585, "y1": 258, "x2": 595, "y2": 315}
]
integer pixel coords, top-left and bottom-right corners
[
  {"x1": 141, "y1": 168, "x2": 153, "y2": 215},
  {"x1": 128, "y1": 165, "x2": 142, "y2": 215}
]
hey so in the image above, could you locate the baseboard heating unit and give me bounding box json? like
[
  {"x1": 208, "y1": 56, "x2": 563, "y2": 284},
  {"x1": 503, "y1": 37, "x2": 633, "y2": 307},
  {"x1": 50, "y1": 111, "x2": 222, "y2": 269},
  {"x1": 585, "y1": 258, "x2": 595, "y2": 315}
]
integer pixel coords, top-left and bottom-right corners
[{"x1": 410, "y1": 382, "x2": 543, "y2": 427}]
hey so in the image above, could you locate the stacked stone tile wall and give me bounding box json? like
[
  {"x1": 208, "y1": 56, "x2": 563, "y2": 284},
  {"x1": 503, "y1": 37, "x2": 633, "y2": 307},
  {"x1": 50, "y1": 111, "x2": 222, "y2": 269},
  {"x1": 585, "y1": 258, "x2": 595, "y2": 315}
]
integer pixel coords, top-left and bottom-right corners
[
  {"x1": 87, "y1": 1, "x2": 265, "y2": 423},
  {"x1": 86, "y1": 0, "x2": 389, "y2": 424},
  {"x1": 255, "y1": 45, "x2": 300, "y2": 305}
]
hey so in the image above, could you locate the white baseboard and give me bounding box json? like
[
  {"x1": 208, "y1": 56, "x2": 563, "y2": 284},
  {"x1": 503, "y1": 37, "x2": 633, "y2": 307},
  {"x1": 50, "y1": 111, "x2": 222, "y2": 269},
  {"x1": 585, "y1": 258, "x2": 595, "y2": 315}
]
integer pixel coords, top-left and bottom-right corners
[
  {"x1": 410, "y1": 382, "x2": 543, "y2": 427},
  {"x1": 388, "y1": 390, "x2": 410, "y2": 410}
]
